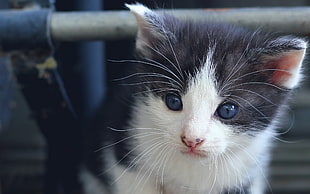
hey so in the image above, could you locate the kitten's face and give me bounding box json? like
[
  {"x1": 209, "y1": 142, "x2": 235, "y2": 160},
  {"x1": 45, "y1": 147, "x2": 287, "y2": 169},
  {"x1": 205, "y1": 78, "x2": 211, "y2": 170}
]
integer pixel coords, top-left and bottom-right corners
[
  {"x1": 127, "y1": 4, "x2": 307, "y2": 161},
  {"x1": 140, "y1": 60, "x2": 230, "y2": 158},
  {"x1": 133, "y1": 51, "x2": 257, "y2": 161}
]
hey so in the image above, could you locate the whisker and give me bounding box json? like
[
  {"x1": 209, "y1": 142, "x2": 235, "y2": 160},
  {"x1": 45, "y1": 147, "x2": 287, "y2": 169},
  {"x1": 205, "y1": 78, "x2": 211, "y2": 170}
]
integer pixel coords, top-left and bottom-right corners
[
  {"x1": 96, "y1": 130, "x2": 167, "y2": 151},
  {"x1": 107, "y1": 127, "x2": 166, "y2": 132},
  {"x1": 165, "y1": 35, "x2": 184, "y2": 80},
  {"x1": 221, "y1": 68, "x2": 291, "y2": 94},
  {"x1": 225, "y1": 88, "x2": 277, "y2": 106},
  {"x1": 112, "y1": 72, "x2": 145, "y2": 82},
  {"x1": 112, "y1": 72, "x2": 181, "y2": 88},
  {"x1": 228, "y1": 141, "x2": 273, "y2": 193},
  {"x1": 111, "y1": 137, "x2": 167, "y2": 185},
  {"x1": 140, "y1": 39, "x2": 184, "y2": 82},
  {"x1": 209, "y1": 159, "x2": 218, "y2": 194},
  {"x1": 221, "y1": 95, "x2": 247, "y2": 110},
  {"x1": 231, "y1": 82, "x2": 289, "y2": 91},
  {"x1": 119, "y1": 80, "x2": 180, "y2": 88},
  {"x1": 135, "y1": 142, "x2": 169, "y2": 193},
  {"x1": 144, "y1": 57, "x2": 184, "y2": 84},
  {"x1": 108, "y1": 59, "x2": 180, "y2": 84},
  {"x1": 274, "y1": 108, "x2": 295, "y2": 136},
  {"x1": 132, "y1": 87, "x2": 181, "y2": 96},
  {"x1": 100, "y1": 135, "x2": 169, "y2": 175},
  {"x1": 232, "y1": 68, "x2": 290, "y2": 83},
  {"x1": 139, "y1": 73, "x2": 183, "y2": 89},
  {"x1": 229, "y1": 94, "x2": 270, "y2": 121},
  {"x1": 132, "y1": 141, "x2": 171, "y2": 193},
  {"x1": 222, "y1": 29, "x2": 261, "y2": 89},
  {"x1": 158, "y1": 147, "x2": 176, "y2": 193},
  {"x1": 224, "y1": 148, "x2": 251, "y2": 188}
]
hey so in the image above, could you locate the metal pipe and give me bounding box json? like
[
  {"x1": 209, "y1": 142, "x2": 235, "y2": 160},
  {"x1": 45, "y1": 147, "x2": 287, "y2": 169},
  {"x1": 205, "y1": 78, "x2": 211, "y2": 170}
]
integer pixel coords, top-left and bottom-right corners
[
  {"x1": 50, "y1": 7, "x2": 310, "y2": 41},
  {"x1": 0, "y1": 9, "x2": 52, "y2": 51},
  {"x1": 50, "y1": 10, "x2": 136, "y2": 41},
  {"x1": 1, "y1": 7, "x2": 310, "y2": 47}
]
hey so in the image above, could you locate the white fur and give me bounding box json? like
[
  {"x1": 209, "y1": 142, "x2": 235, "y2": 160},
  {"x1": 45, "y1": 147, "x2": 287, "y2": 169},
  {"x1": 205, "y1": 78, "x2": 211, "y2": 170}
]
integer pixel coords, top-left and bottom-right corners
[
  {"x1": 114, "y1": 165, "x2": 160, "y2": 194},
  {"x1": 125, "y1": 3, "x2": 152, "y2": 17},
  {"x1": 125, "y1": 3, "x2": 168, "y2": 54},
  {"x1": 112, "y1": 49, "x2": 274, "y2": 194}
]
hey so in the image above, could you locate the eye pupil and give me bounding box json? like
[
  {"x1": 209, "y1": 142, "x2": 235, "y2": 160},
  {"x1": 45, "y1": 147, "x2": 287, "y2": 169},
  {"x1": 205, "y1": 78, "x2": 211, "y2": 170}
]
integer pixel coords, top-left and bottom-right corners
[
  {"x1": 216, "y1": 103, "x2": 238, "y2": 119},
  {"x1": 165, "y1": 94, "x2": 183, "y2": 111}
]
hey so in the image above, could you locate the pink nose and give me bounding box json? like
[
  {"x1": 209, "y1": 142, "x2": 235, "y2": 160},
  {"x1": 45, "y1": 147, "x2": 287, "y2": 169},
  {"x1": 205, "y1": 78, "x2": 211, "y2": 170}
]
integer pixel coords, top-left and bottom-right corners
[{"x1": 181, "y1": 136, "x2": 204, "y2": 148}]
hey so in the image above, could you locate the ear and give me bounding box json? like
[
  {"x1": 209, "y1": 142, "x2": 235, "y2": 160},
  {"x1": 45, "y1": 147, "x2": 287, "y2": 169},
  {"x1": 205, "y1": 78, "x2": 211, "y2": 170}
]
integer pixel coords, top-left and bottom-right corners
[
  {"x1": 126, "y1": 3, "x2": 170, "y2": 54},
  {"x1": 260, "y1": 37, "x2": 307, "y2": 89}
]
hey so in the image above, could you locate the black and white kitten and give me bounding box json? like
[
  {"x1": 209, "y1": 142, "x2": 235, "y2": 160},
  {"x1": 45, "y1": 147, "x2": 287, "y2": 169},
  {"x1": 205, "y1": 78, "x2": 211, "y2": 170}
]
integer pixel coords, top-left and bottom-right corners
[{"x1": 81, "y1": 3, "x2": 307, "y2": 194}]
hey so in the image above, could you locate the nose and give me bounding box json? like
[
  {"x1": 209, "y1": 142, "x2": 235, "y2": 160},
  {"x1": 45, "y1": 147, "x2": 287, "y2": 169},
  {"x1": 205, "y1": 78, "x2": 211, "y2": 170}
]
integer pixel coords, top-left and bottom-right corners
[{"x1": 181, "y1": 135, "x2": 204, "y2": 148}]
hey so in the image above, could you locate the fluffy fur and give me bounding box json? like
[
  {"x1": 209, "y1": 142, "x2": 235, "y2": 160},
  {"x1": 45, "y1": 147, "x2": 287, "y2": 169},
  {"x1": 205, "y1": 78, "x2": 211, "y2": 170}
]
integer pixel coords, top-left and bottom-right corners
[{"x1": 82, "y1": 3, "x2": 307, "y2": 194}]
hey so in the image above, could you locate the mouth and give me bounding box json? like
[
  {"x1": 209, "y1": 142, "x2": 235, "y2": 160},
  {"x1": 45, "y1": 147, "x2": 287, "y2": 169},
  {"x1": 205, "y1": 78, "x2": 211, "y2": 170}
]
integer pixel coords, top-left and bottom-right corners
[{"x1": 181, "y1": 149, "x2": 208, "y2": 158}]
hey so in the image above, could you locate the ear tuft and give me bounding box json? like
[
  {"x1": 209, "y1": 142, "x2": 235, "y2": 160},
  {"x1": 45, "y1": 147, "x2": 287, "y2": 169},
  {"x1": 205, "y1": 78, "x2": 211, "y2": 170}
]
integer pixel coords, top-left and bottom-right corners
[
  {"x1": 126, "y1": 3, "x2": 168, "y2": 56},
  {"x1": 125, "y1": 3, "x2": 153, "y2": 18},
  {"x1": 262, "y1": 38, "x2": 307, "y2": 89}
]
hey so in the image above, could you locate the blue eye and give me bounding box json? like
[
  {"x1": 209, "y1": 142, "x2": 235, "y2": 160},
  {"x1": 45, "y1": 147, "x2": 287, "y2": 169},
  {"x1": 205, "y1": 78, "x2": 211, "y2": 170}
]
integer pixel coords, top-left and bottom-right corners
[
  {"x1": 165, "y1": 94, "x2": 183, "y2": 111},
  {"x1": 216, "y1": 103, "x2": 238, "y2": 119}
]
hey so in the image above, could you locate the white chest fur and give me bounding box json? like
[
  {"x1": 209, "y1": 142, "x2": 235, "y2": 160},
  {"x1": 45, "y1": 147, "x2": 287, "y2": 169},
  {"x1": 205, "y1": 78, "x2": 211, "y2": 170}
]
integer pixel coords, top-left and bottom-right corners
[{"x1": 113, "y1": 110, "x2": 274, "y2": 194}]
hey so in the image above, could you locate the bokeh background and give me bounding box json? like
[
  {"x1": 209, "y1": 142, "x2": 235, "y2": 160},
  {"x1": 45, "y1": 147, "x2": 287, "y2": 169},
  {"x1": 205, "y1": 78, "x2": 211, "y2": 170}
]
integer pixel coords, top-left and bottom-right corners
[{"x1": 0, "y1": 0, "x2": 309, "y2": 194}]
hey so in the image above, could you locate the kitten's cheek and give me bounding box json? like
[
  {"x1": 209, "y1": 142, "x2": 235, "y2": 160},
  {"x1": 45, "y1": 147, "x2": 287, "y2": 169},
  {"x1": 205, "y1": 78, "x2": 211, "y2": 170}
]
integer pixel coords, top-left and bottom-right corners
[{"x1": 205, "y1": 141, "x2": 227, "y2": 155}]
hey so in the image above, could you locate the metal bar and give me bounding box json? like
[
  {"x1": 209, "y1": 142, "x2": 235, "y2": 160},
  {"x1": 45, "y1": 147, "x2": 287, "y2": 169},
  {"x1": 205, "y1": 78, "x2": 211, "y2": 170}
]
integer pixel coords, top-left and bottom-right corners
[
  {"x1": 0, "y1": 9, "x2": 52, "y2": 51},
  {"x1": 1, "y1": 7, "x2": 310, "y2": 46},
  {"x1": 50, "y1": 10, "x2": 136, "y2": 41},
  {"x1": 50, "y1": 7, "x2": 310, "y2": 41}
]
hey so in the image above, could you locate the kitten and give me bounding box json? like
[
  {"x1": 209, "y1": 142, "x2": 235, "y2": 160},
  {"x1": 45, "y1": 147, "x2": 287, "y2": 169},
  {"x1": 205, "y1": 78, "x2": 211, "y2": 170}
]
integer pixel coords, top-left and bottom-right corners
[{"x1": 81, "y1": 3, "x2": 307, "y2": 194}]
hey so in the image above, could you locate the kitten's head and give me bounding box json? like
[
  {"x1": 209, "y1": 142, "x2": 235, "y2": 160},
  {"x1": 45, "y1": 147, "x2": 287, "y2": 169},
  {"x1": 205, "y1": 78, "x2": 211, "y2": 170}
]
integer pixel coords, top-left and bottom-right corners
[{"x1": 127, "y1": 4, "x2": 307, "y2": 160}]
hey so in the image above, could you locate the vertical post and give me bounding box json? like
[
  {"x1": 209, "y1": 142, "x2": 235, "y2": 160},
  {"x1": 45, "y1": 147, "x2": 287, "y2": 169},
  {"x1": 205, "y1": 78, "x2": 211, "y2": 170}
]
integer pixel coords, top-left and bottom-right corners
[{"x1": 76, "y1": 0, "x2": 105, "y2": 124}]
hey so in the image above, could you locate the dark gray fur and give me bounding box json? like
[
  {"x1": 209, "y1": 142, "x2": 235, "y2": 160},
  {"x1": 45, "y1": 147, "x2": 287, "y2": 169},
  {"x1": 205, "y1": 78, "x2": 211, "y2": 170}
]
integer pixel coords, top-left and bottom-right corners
[{"x1": 133, "y1": 14, "x2": 303, "y2": 132}]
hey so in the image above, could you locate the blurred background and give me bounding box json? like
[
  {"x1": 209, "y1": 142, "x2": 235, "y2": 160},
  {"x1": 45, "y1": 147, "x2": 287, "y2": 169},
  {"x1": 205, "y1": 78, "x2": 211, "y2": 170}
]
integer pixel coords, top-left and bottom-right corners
[{"x1": 0, "y1": 0, "x2": 309, "y2": 194}]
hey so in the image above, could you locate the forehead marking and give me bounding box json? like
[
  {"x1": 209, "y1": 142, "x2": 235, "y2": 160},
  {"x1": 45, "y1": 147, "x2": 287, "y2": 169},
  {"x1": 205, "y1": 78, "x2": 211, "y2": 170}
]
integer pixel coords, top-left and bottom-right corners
[{"x1": 184, "y1": 49, "x2": 221, "y2": 117}]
